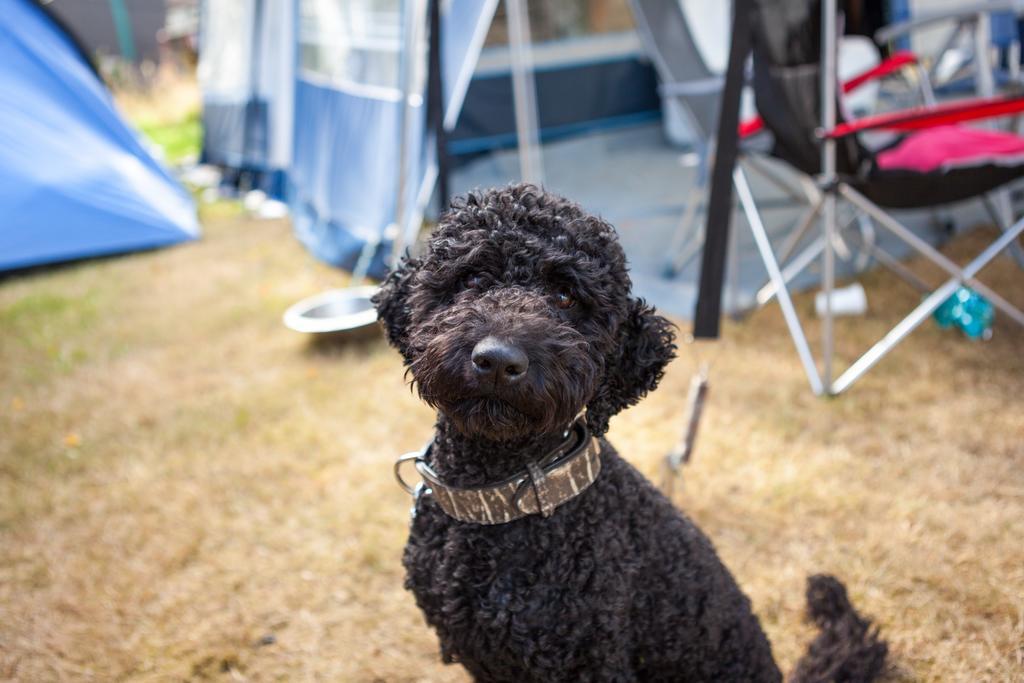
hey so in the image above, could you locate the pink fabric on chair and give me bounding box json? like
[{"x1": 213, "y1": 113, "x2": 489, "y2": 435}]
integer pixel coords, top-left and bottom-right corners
[{"x1": 875, "y1": 125, "x2": 1024, "y2": 173}]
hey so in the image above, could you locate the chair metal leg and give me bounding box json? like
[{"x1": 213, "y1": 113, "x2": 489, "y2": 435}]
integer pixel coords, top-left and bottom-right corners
[
  {"x1": 983, "y1": 191, "x2": 1024, "y2": 268},
  {"x1": 742, "y1": 154, "x2": 809, "y2": 204},
  {"x1": 841, "y1": 184, "x2": 1024, "y2": 327},
  {"x1": 927, "y1": 22, "x2": 966, "y2": 90},
  {"x1": 667, "y1": 233, "x2": 705, "y2": 278},
  {"x1": 777, "y1": 196, "x2": 824, "y2": 265},
  {"x1": 831, "y1": 279, "x2": 967, "y2": 394},
  {"x1": 821, "y1": 0, "x2": 838, "y2": 394},
  {"x1": 862, "y1": 241, "x2": 932, "y2": 293},
  {"x1": 846, "y1": 213, "x2": 934, "y2": 291},
  {"x1": 664, "y1": 154, "x2": 709, "y2": 277},
  {"x1": 756, "y1": 234, "x2": 826, "y2": 306},
  {"x1": 912, "y1": 61, "x2": 936, "y2": 107},
  {"x1": 974, "y1": 12, "x2": 996, "y2": 100},
  {"x1": 735, "y1": 166, "x2": 824, "y2": 395},
  {"x1": 755, "y1": 205, "x2": 871, "y2": 308},
  {"x1": 830, "y1": 214, "x2": 856, "y2": 263},
  {"x1": 749, "y1": 195, "x2": 824, "y2": 308},
  {"x1": 822, "y1": 187, "x2": 837, "y2": 394},
  {"x1": 832, "y1": 213, "x2": 1024, "y2": 393},
  {"x1": 852, "y1": 213, "x2": 874, "y2": 271}
]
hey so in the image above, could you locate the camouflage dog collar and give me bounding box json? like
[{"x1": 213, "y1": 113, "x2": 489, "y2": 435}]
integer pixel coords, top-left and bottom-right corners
[{"x1": 394, "y1": 420, "x2": 601, "y2": 525}]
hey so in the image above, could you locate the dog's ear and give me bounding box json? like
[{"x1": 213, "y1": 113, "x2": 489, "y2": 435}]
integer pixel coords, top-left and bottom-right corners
[
  {"x1": 372, "y1": 254, "x2": 420, "y2": 359},
  {"x1": 586, "y1": 298, "x2": 676, "y2": 434}
]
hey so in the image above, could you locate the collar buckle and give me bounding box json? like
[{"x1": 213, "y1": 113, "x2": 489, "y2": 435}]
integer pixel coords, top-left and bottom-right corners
[{"x1": 515, "y1": 461, "x2": 556, "y2": 518}]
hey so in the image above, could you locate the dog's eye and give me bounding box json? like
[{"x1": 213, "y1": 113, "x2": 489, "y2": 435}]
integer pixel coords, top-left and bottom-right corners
[
  {"x1": 465, "y1": 274, "x2": 485, "y2": 290},
  {"x1": 554, "y1": 291, "x2": 575, "y2": 309}
]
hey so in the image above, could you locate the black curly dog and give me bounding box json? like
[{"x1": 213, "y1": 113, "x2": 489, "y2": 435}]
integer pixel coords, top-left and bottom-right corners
[{"x1": 375, "y1": 184, "x2": 886, "y2": 682}]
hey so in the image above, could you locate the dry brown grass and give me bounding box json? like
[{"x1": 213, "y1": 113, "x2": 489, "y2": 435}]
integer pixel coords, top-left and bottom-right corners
[
  {"x1": 1, "y1": 209, "x2": 1022, "y2": 682},
  {"x1": 113, "y1": 67, "x2": 200, "y2": 129}
]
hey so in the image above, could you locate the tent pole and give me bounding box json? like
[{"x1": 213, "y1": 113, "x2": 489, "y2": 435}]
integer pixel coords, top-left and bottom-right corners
[
  {"x1": 385, "y1": 0, "x2": 428, "y2": 276},
  {"x1": 242, "y1": 0, "x2": 266, "y2": 172},
  {"x1": 392, "y1": 0, "x2": 500, "y2": 269},
  {"x1": 427, "y1": 0, "x2": 448, "y2": 207},
  {"x1": 821, "y1": 0, "x2": 838, "y2": 395},
  {"x1": 108, "y1": 0, "x2": 136, "y2": 62},
  {"x1": 506, "y1": 0, "x2": 544, "y2": 185}
]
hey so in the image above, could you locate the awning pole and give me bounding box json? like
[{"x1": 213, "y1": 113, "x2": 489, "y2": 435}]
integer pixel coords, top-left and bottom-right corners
[
  {"x1": 506, "y1": 0, "x2": 544, "y2": 185},
  {"x1": 382, "y1": 0, "x2": 428, "y2": 278},
  {"x1": 108, "y1": 0, "x2": 136, "y2": 62}
]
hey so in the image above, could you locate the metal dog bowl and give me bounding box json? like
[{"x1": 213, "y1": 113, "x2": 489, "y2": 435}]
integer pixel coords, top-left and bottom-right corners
[{"x1": 283, "y1": 286, "x2": 380, "y2": 339}]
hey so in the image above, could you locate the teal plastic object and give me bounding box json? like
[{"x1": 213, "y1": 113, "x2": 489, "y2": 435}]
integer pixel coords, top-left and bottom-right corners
[
  {"x1": 932, "y1": 287, "x2": 994, "y2": 340},
  {"x1": 933, "y1": 291, "x2": 959, "y2": 329},
  {"x1": 959, "y1": 289, "x2": 994, "y2": 340},
  {"x1": 107, "y1": 0, "x2": 136, "y2": 61}
]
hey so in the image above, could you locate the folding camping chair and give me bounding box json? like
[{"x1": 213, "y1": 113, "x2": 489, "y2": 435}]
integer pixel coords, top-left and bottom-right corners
[
  {"x1": 629, "y1": 0, "x2": 935, "y2": 290},
  {"x1": 697, "y1": 0, "x2": 1024, "y2": 395}
]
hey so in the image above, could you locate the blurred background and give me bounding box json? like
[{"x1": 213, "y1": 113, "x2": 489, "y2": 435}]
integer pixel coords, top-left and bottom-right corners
[{"x1": 1, "y1": 1, "x2": 1022, "y2": 680}]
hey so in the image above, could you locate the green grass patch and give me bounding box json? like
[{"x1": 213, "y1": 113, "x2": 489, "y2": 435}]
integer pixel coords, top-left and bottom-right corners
[
  {"x1": 138, "y1": 110, "x2": 202, "y2": 164},
  {"x1": 1, "y1": 290, "x2": 100, "y2": 340},
  {"x1": 0, "y1": 289, "x2": 102, "y2": 377}
]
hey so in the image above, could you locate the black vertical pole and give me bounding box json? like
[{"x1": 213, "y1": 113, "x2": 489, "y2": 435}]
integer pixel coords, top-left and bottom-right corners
[
  {"x1": 427, "y1": 0, "x2": 449, "y2": 209},
  {"x1": 692, "y1": 0, "x2": 754, "y2": 339}
]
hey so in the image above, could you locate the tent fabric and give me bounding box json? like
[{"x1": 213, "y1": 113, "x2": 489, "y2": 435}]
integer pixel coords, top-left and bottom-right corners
[
  {"x1": 0, "y1": 0, "x2": 199, "y2": 272},
  {"x1": 198, "y1": 0, "x2": 294, "y2": 195},
  {"x1": 449, "y1": 38, "x2": 661, "y2": 156},
  {"x1": 288, "y1": 0, "x2": 497, "y2": 277},
  {"x1": 289, "y1": 80, "x2": 411, "y2": 275}
]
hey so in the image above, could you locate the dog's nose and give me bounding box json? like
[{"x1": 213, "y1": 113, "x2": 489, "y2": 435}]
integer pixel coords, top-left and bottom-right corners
[{"x1": 471, "y1": 337, "x2": 529, "y2": 383}]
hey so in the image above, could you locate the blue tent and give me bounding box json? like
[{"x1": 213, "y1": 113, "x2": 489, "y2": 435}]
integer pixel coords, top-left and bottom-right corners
[
  {"x1": 197, "y1": 1, "x2": 660, "y2": 278},
  {"x1": 0, "y1": 0, "x2": 199, "y2": 272},
  {"x1": 288, "y1": 0, "x2": 497, "y2": 277}
]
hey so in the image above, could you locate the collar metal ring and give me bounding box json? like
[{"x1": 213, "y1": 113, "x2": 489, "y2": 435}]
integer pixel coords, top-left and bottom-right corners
[{"x1": 394, "y1": 451, "x2": 425, "y2": 495}]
